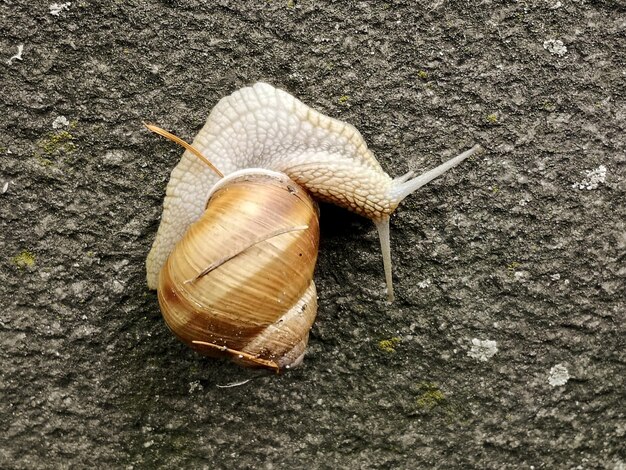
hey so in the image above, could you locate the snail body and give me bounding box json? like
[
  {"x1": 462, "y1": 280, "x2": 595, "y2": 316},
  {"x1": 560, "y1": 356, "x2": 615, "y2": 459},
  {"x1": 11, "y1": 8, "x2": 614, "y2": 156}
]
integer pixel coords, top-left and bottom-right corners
[{"x1": 147, "y1": 82, "x2": 481, "y2": 370}]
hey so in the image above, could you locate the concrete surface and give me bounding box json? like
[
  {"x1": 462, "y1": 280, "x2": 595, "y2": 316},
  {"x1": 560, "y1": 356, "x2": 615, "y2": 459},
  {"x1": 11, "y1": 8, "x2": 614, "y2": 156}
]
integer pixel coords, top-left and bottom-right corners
[{"x1": 1, "y1": 1, "x2": 624, "y2": 468}]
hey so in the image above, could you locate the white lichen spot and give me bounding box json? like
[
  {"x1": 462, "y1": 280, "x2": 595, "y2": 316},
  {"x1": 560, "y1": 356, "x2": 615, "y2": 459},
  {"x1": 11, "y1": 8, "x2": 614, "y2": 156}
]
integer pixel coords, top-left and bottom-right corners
[
  {"x1": 111, "y1": 280, "x2": 124, "y2": 294},
  {"x1": 548, "y1": 364, "x2": 570, "y2": 387},
  {"x1": 611, "y1": 459, "x2": 626, "y2": 470},
  {"x1": 468, "y1": 338, "x2": 498, "y2": 362},
  {"x1": 7, "y1": 44, "x2": 24, "y2": 65},
  {"x1": 188, "y1": 380, "x2": 204, "y2": 393},
  {"x1": 50, "y1": 2, "x2": 71, "y2": 16},
  {"x1": 543, "y1": 39, "x2": 567, "y2": 57},
  {"x1": 52, "y1": 115, "x2": 70, "y2": 129},
  {"x1": 514, "y1": 270, "x2": 529, "y2": 281},
  {"x1": 418, "y1": 279, "x2": 431, "y2": 289},
  {"x1": 572, "y1": 165, "x2": 607, "y2": 190}
]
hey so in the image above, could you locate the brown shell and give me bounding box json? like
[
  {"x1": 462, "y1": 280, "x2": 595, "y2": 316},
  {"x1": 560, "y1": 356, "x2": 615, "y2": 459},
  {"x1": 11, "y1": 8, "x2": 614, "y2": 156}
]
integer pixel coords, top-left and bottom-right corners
[{"x1": 157, "y1": 171, "x2": 320, "y2": 371}]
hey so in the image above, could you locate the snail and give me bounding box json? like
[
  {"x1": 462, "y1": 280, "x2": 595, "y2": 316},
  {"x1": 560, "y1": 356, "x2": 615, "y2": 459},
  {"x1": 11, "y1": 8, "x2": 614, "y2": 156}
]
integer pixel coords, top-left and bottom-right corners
[{"x1": 146, "y1": 82, "x2": 481, "y2": 371}]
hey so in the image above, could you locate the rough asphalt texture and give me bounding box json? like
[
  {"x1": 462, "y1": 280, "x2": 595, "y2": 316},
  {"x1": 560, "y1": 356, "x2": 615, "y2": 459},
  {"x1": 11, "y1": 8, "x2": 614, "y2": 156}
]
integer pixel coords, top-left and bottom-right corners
[{"x1": 1, "y1": 1, "x2": 624, "y2": 468}]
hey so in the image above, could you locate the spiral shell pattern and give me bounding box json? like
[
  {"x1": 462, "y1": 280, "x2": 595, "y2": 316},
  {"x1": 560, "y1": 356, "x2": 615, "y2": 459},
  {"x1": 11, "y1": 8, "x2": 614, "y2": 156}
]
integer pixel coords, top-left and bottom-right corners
[{"x1": 157, "y1": 171, "x2": 320, "y2": 370}]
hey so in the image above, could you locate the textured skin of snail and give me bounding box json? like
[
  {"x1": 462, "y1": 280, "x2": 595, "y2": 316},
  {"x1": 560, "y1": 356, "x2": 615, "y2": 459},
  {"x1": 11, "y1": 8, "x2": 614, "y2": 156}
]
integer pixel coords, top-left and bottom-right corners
[{"x1": 158, "y1": 170, "x2": 319, "y2": 370}]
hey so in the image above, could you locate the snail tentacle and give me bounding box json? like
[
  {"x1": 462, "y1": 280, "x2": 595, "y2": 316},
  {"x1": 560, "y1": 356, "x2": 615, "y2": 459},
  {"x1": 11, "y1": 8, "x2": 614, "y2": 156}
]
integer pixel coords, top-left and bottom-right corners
[
  {"x1": 374, "y1": 216, "x2": 394, "y2": 302},
  {"x1": 388, "y1": 144, "x2": 483, "y2": 205},
  {"x1": 393, "y1": 170, "x2": 416, "y2": 184}
]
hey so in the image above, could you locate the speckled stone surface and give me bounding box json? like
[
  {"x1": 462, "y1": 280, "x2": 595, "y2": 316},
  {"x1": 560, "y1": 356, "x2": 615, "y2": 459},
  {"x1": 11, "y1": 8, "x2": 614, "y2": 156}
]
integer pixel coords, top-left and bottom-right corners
[{"x1": 1, "y1": 1, "x2": 624, "y2": 468}]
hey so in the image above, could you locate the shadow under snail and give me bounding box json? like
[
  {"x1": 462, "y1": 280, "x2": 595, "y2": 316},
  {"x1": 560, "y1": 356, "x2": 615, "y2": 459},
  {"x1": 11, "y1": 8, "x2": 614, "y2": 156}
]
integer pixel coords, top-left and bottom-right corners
[{"x1": 146, "y1": 82, "x2": 482, "y2": 372}]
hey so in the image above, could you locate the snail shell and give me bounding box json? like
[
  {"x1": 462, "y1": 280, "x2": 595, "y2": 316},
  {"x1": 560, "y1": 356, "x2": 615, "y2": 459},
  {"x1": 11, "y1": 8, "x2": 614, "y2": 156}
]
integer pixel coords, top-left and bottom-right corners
[
  {"x1": 158, "y1": 169, "x2": 319, "y2": 371},
  {"x1": 146, "y1": 82, "x2": 481, "y2": 301}
]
